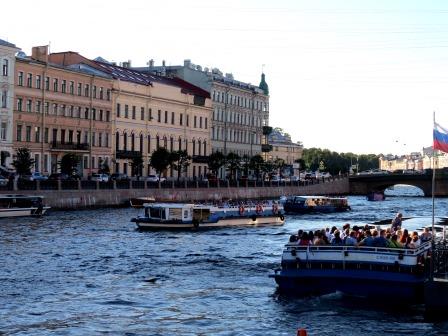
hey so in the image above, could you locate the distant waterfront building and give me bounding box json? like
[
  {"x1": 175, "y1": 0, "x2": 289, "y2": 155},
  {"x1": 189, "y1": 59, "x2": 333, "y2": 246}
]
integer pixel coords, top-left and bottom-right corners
[
  {"x1": 49, "y1": 54, "x2": 212, "y2": 179},
  {"x1": 0, "y1": 38, "x2": 20, "y2": 168},
  {"x1": 267, "y1": 127, "x2": 303, "y2": 165},
  {"x1": 134, "y1": 60, "x2": 270, "y2": 160},
  {"x1": 379, "y1": 148, "x2": 448, "y2": 171},
  {"x1": 14, "y1": 46, "x2": 113, "y2": 176}
]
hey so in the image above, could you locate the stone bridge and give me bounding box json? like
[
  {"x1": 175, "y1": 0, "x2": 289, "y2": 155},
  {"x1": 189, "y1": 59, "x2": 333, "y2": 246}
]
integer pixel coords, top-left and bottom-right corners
[{"x1": 349, "y1": 173, "x2": 448, "y2": 197}]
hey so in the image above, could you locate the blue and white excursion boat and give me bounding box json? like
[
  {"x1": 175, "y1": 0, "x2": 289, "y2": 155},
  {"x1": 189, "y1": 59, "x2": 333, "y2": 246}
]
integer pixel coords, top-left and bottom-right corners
[
  {"x1": 131, "y1": 201, "x2": 285, "y2": 229},
  {"x1": 283, "y1": 196, "x2": 350, "y2": 214},
  {"x1": 0, "y1": 195, "x2": 50, "y2": 218}
]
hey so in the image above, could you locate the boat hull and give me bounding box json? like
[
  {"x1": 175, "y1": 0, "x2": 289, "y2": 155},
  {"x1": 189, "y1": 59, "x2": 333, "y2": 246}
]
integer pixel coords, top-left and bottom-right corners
[
  {"x1": 0, "y1": 206, "x2": 50, "y2": 218},
  {"x1": 271, "y1": 269, "x2": 425, "y2": 302},
  {"x1": 284, "y1": 205, "x2": 350, "y2": 214},
  {"x1": 133, "y1": 215, "x2": 284, "y2": 229}
]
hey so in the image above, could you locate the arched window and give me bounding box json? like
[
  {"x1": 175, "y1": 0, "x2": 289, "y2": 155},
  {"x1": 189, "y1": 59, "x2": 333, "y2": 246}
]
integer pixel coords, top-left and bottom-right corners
[
  {"x1": 170, "y1": 137, "x2": 174, "y2": 151},
  {"x1": 115, "y1": 132, "x2": 120, "y2": 151},
  {"x1": 163, "y1": 136, "x2": 167, "y2": 148},
  {"x1": 123, "y1": 133, "x2": 127, "y2": 151},
  {"x1": 156, "y1": 135, "x2": 160, "y2": 148},
  {"x1": 131, "y1": 133, "x2": 135, "y2": 151},
  {"x1": 198, "y1": 140, "x2": 201, "y2": 156},
  {"x1": 203, "y1": 140, "x2": 207, "y2": 155},
  {"x1": 192, "y1": 140, "x2": 196, "y2": 156},
  {"x1": 139, "y1": 134, "x2": 143, "y2": 153},
  {"x1": 178, "y1": 137, "x2": 182, "y2": 151},
  {"x1": 147, "y1": 134, "x2": 151, "y2": 153}
]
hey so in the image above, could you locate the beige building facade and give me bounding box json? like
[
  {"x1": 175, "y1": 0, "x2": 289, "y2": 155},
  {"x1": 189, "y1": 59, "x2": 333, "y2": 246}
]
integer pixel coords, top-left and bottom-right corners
[
  {"x1": 14, "y1": 46, "x2": 113, "y2": 176},
  {"x1": 379, "y1": 149, "x2": 448, "y2": 171},
  {"x1": 50, "y1": 53, "x2": 212, "y2": 179},
  {"x1": 0, "y1": 38, "x2": 20, "y2": 169}
]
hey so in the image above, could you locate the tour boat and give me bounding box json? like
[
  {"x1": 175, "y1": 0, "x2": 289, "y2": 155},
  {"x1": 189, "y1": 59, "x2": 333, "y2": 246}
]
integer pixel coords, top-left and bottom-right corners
[
  {"x1": 283, "y1": 196, "x2": 350, "y2": 214},
  {"x1": 131, "y1": 201, "x2": 285, "y2": 229},
  {"x1": 366, "y1": 191, "x2": 385, "y2": 201},
  {"x1": 0, "y1": 195, "x2": 50, "y2": 218}
]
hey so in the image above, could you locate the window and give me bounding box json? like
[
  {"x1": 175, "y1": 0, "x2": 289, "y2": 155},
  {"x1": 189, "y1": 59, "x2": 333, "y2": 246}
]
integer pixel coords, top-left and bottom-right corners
[
  {"x1": 44, "y1": 128, "x2": 48, "y2": 143},
  {"x1": 1, "y1": 90, "x2": 6, "y2": 108},
  {"x1": 105, "y1": 133, "x2": 109, "y2": 147},
  {"x1": 147, "y1": 134, "x2": 151, "y2": 153},
  {"x1": 123, "y1": 133, "x2": 127, "y2": 150},
  {"x1": 194, "y1": 116, "x2": 197, "y2": 128},
  {"x1": 92, "y1": 157, "x2": 95, "y2": 169},
  {"x1": 157, "y1": 110, "x2": 161, "y2": 122},
  {"x1": 53, "y1": 78, "x2": 58, "y2": 92},
  {"x1": 61, "y1": 80, "x2": 66, "y2": 93},
  {"x1": 204, "y1": 141, "x2": 207, "y2": 155},
  {"x1": 92, "y1": 85, "x2": 97, "y2": 98},
  {"x1": 140, "y1": 134, "x2": 143, "y2": 152},
  {"x1": 68, "y1": 130, "x2": 73, "y2": 143},
  {"x1": 69, "y1": 81, "x2": 74, "y2": 94},
  {"x1": 192, "y1": 140, "x2": 196, "y2": 155},
  {"x1": 45, "y1": 76, "x2": 50, "y2": 90},
  {"x1": 18, "y1": 72, "x2": 24, "y2": 86},
  {"x1": 180, "y1": 113, "x2": 183, "y2": 125},
  {"x1": 17, "y1": 98, "x2": 23, "y2": 111},
  {"x1": 91, "y1": 132, "x2": 96, "y2": 147},
  {"x1": 25, "y1": 126, "x2": 31, "y2": 142},
  {"x1": 106, "y1": 89, "x2": 111, "y2": 101},
  {"x1": 106, "y1": 110, "x2": 110, "y2": 122},
  {"x1": 60, "y1": 129, "x2": 65, "y2": 144},
  {"x1": 26, "y1": 99, "x2": 32, "y2": 112},
  {"x1": 36, "y1": 75, "x2": 41, "y2": 89},
  {"x1": 115, "y1": 132, "x2": 120, "y2": 151},
  {"x1": 44, "y1": 102, "x2": 49, "y2": 114},
  {"x1": 125, "y1": 104, "x2": 129, "y2": 118},
  {"x1": 205, "y1": 118, "x2": 208, "y2": 129},
  {"x1": 199, "y1": 116, "x2": 202, "y2": 128},
  {"x1": 116, "y1": 103, "x2": 121, "y2": 118},
  {"x1": 140, "y1": 107, "x2": 144, "y2": 120},
  {"x1": 171, "y1": 112, "x2": 175, "y2": 125},
  {"x1": 52, "y1": 103, "x2": 58, "y2": 115},
  {"x1": 186, "y1": 115, "x2": 189, "y2": 127},
  {"x1": 0, "y1": 122, "x2": 7, "y2": 140},
  {"x1": 164, "y1": 110, "x2": 168, "y2": 123},
  {"x1": 84, "y1": 84, "x2": 89, "y2": 97},
  {"x1": 98, "y1": 133, "x2": 102, "y2": 147},
  {"x1": 99, "y1": 87, "x2": 104, "y2": 100},
  {"x1": 131, "y1": 133, "x2": 135, "y2": 151},
  {"x1": 27, "y1": 73, "x2": 32, "y2": 88},
  {"x1": 99, "y1": 109, "x2": 103, "y2": 121},
  {"x1": 84, "y1": 108, "x2": 89, "y2": 119},
  {"x1": 77, "y1": 83, "x2": 82, "y2": 95},
  {"x1": 36, "y1": 100, "x2": 41, "y2": 113},
  {"x1": 35, "y1": 127, "x2": 40, "y2": 142},
  {"x1": 69, "y1": 105, "x2": 74, "y2": 117},
  {"x1": 132, "y1": 106, "x2": 136, "y2": 119},
  {"x1": 2, "y1": 59, "x2": 8, "y2": 76},
  {"x1": 16, "y1": 125, "x2": 22, "y2": 141},
  {"x1": 148, "y1": 108, "x2": 152, "y2": 120},
  {"x1": 84, "y1": 156, "x2": 88, "y2": 169}
]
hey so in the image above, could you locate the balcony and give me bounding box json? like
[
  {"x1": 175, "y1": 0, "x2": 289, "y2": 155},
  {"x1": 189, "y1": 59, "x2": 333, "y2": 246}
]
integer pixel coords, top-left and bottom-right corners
[
  {"x1": 116, "y1": 150, "x2": 142, "y2": 159},
  {"x1": 192, "y1": 155, "x2": 209, "y2": 164},
  {"x1": 50, "y1": 142, "x2": 90, "y2": 151},
  {"x1": 261, "y1": 144, "x2": 273, "y2": 152}
]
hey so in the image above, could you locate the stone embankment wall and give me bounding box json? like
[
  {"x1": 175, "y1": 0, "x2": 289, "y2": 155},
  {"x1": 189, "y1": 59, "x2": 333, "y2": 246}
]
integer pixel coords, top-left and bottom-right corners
[{"x1": 0, "y1": 178, "x2": 349, "y2": 210}]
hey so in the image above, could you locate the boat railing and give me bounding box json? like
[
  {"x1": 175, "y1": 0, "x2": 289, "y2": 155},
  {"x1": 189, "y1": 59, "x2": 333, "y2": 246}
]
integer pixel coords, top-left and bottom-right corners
[{"x1": 285, "y1": 241, "x2": 431, "y2": 256}]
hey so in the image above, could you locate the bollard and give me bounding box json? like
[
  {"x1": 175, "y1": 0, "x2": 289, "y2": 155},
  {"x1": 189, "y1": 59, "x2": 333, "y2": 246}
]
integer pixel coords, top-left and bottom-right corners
[{"x1": 297, "y1": 329, "x2": 307, "y2": 336}]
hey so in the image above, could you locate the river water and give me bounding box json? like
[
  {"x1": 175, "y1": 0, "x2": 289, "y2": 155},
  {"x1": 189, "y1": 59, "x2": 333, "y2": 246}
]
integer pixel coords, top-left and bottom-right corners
[{"x1": 1, "y1": 186, "x2": 448, "y2": 335}]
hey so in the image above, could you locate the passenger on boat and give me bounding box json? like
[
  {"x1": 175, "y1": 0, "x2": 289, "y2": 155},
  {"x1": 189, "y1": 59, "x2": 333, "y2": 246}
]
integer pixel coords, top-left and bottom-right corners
[
  {"x1": 299, "y1": 232, "x2": 311, "y2": 246},
  {"x1": 314, "y1": 231, "x2": 327, "y2": 246},
  {"x1": 410, "y1": 233, "x2": 421, "y2": 248},
  {"x1": 321, "y1": 229, "x2": 330, "y2": 244},
  {"x1": 330, "y1": 231, "x2": 343, "y2": 246},
  {"x1": 372, "y1": 229, "x2": 389, "y2": 247},
  {"x1": 388, "y1": 234, "x2": 403, "y2": 248},
  {"x1": 340, "y1": 224, "x2": 350, "y2": 240},
  {"x1": 345, "y1": 231, "x2": 357, "y2": 246},
  {"x1": 420, "y1": 228, "x2": 432, "y2": 242},
  {"x1": 399, "y1": 229, "x2": 409, "y2": 244},
  {"x1": 358, "y1": 230, "x2": 374, "y2": 247},
  {"x1": 391, "y1": 212, "x2": 403, "y2": 231},
  {"x1": 404, "y1": 236, "x2": 413, "y2": 249}
]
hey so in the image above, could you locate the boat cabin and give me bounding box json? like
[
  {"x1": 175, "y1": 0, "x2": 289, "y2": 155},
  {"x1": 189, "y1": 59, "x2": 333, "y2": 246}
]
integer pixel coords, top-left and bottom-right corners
[{"x1": 144, "y1": 203, "x2": 211, "y2": 222}]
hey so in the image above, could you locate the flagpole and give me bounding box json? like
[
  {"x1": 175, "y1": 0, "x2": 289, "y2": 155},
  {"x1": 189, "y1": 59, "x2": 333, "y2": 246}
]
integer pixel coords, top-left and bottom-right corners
[{"x1": 432, "y1": 111, "x2": 435, "y2": 243}]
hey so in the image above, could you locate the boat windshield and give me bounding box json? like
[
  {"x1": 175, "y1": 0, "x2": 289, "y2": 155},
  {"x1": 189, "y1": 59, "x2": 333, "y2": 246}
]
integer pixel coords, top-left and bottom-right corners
[{"x1": 149, "y1": 206, "x2": 165, "y2": 219}]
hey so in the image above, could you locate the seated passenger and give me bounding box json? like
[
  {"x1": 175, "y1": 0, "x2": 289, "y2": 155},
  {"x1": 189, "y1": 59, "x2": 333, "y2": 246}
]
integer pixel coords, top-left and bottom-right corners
[
  {"x1": 410, "y1": 235, "x2": 421, "y2": 248},
  {"x1": 330, "y1": 231, "x2": 343, "y2": 246},
  {"x1": 420, "y1": 228, "x2": 432, "y2": 243},
  {"x1": 299, "y1": 232, "x2": 311, "y2": 246},
  {"x1": 358, "y1": 230, "x2": 374, "y2": 246},
  {"x1": 399, "y1": 229, "x2": 409, "y2": 244},
  {"x1": 345, "y1": 231, "x2": 357, "y2": 246},
  {"x1": 289, "y1": 234, "x2": 298, "y2": 242},
  {"x1": 404, "y1": 236, "x2": 413, "y2": 248},
  {"x1": 388, "y1": 234, "x2": 403, "y2": 248},
  {"x1": 372, "y1": 229, "x2": 389, "y2": 247},
  {"x1": 314, "y1": 232, "x2": 327, "y2": 246}
]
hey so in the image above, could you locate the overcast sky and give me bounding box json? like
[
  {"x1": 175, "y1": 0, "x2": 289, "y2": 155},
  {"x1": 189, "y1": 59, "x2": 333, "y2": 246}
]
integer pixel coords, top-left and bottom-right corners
[{"x1": 3, "y1": 0, "x2": 448, "y2": 155}]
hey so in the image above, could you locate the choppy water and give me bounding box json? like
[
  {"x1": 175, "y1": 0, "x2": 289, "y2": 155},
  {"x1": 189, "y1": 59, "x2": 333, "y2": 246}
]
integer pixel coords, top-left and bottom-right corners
[{"x1": 1, "y1": 186, "x2": 448, "y2": 335}]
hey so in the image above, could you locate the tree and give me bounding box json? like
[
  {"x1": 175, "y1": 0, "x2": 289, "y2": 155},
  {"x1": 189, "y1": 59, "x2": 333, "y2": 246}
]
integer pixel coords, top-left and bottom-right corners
[
  {"x1": 130, "y1": 156, "x2": 143, "y2": 177},
  {"x1": 274, "y1": 158, "x2": 286, "y2": 176},
  {"x1": 150, "y1": 147, "x2": 172, "y2": 177},
  {"x1": 262, "y1": 160, "x2": 276, "y2": 180},
  {"x1": 170, "y1": 150, "x2": 191, "y2": 180},
  {"x1": 225, "y1": 152, "x2": 241, "y2": 180},
  {"x1": 12, "y1": 147, "x2": 35, "y2": 176},
  {"x1": 98, "y1": 159, "x2": 110, "y2": 175},
  {"x1": 207, "y1": 151, "x2": 225, "y2": 177},
  {"x1": 59, "y1": 153, "x2": 80, "y2": 175},
  {"x1": 241, "y1": 154, "x2": 251, "y2": 176},
  {"x1": 249, "y1": 154, "x2": 264, "y2": 180}
]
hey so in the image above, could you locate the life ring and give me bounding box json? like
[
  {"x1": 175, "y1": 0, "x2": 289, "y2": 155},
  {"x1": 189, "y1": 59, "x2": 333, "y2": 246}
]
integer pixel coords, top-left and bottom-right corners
[
  {"x1": 279, "y1": 214, "x2": 285, "y2": 221},
  {"x1": 239, "y1": 206, "x2": 245, "y2": 215},
  {"x1": 272, "y1": 204, "x2": 279, "y2": 214},
  {"x1": 256, "y1": 204, "x2": 263, "y2": 214}
]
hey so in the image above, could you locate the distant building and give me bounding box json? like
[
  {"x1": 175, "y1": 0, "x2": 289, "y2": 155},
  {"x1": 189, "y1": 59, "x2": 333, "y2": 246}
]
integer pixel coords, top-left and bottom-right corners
[
  {"x1": 0, "y1": 38, "x2": 20, "y2": 169},
  {"x1": 134, "y1": 60, "x2": 270, "y2": 160},
  {"x1": 267, "y1": 127, "x2": 303, "y2": 165},
  {"x1": 14, "y1": 46, "x2": 113, "y2": 176},
  {"x1": 379, "y1": 148, "x2": 448, "y2": 171}
]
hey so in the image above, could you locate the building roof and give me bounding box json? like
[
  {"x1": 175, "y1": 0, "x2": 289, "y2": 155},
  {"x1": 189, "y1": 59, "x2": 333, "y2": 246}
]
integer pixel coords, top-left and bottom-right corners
[
  {"x1": 0, "y1": 38, "x2": 17, "y2": 48},
  {"x1": 95, "y1": 61, "x2": 210, "y2": 98}
]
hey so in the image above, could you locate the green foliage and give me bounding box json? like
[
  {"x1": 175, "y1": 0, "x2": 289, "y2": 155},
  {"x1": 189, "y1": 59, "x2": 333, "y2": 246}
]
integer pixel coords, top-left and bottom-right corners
[
  {"x1": 12, "y1": 147, "x2": 35, "y2": 175},
  {"x1": 98, "y1": 159, "x2": 110, "y2": 174},
  {"x1": 170, "y1": 150, "x2": 191, "y2": 180},
  {"x1": 59, "y1": 153, "x2": 80, "y2": 175},
  {"x1": 225, "y1": 152, "x2": 241, "y2": 180},
  {"x1": 249, "y1": 154, "x2": 264, "y2": 179},
  {"x1": 130, "y1": 156, "x2": 143, "y2": 176},
  {"x1": 207, "y1": 151, "x2": 225, "y2": 176},
  {"x1": 150, "y1": 148, "x2": 172, "y2": 176}
]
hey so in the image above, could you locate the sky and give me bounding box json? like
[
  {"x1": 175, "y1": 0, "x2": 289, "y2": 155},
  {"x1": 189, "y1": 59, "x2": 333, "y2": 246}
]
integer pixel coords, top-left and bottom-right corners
[{"x1": 2, "y1": 0, "x2": 448, "y2": 155}]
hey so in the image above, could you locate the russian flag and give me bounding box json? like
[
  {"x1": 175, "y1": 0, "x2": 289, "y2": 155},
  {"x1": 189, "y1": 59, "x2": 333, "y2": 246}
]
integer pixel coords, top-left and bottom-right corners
[{"x1": 434, "y1": 122, "x2": 448, "y2": 153}]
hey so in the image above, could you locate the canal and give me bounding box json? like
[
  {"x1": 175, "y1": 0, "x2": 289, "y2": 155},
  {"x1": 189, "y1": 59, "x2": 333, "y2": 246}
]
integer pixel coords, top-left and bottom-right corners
[{"x1": 1, "y1": 186, "x2": 448, "y2": 335}]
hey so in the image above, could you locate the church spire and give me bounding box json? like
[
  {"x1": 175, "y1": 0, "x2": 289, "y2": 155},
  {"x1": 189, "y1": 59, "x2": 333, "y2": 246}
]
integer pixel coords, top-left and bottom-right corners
[{"x1": 259, "y1": 72, "x2": 269, "y2": 95}]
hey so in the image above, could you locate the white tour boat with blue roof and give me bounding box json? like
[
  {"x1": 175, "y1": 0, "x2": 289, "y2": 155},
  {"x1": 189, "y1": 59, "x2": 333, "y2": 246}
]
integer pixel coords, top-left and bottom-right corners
[{"x1": 131, "y1": 201, "x2": 285, "y2": 229}]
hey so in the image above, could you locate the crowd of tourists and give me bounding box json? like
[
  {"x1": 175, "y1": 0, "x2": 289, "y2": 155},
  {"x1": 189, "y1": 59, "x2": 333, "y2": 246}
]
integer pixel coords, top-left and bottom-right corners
[{"x1": 289, "y1": 212, "x2": 433, "y2": 249}]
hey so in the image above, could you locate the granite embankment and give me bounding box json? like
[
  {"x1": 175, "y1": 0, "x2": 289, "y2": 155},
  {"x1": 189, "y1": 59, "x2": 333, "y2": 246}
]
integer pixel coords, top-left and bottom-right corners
[{"x1": 0, "y1": 177, "x2": 349, "y2": 209}]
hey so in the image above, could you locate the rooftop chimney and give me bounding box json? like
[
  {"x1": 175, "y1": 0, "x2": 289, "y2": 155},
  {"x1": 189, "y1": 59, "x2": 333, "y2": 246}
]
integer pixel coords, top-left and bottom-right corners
[{"x1": 31, "y1": 46, "x2": 49, "y2": 63}]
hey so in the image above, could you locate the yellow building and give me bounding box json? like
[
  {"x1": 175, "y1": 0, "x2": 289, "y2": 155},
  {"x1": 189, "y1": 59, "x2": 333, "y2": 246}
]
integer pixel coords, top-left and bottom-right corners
[{"x1": 267, "y1": 128, "x2": 303, "y2": 165}]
